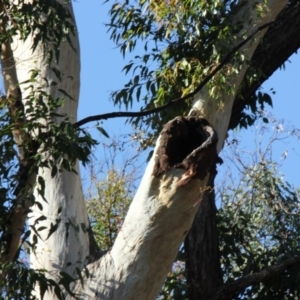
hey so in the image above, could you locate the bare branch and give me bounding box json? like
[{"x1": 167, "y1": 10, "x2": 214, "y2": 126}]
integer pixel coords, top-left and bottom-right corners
[{"x1": 209, "y1": 256, "x2": 300, "y2": 300}]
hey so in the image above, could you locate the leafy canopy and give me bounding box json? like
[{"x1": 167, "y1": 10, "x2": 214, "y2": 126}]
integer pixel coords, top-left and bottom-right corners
[{"x1": 106, "y1": 0, "x2": 273, "y2": 137}]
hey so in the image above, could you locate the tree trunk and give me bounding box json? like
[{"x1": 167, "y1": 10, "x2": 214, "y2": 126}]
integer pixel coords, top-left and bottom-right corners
[
  {"x1": 1, "y1": 0, "x2": 289, "y2": 299},
  {"x1": 185, "y1": 176, "x2": 223, "y2": 300},
  {"x1": 2, "y1": 2, "x2": 89, "y2": 297}
]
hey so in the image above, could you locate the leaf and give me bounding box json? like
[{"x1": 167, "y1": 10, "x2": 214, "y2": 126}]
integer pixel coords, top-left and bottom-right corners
[
  {"x1": 33, "y1": 215, "x2": 47, "y2": 226},
  {"x1": 122, "y1": 62, "x2": 134, "y2": 75},
  {"x1": 58, "y1": 88, "x2": 74, "y2": 100},
  {"x1": 75, "y1": 267, "x2": 84, "y2": 288},
  {"x1": 263, "y1": 93, "x2": 273, "y2": 107},
  {"x1": 51, "y1": 165, "x2": 58, "y2": 178},
  {"x1": 133, "y1": 75, "x2": 139, "y2": 85},
  {"x1": 54, "y1": 285, "x2": 62, "y2": 300},
  {"x1": 136, "y1": 86, "x2": 141, "y2": 101},
  {"x1": 21, "y1": 230, "x2": 31, "y2": 245},
  {"x1": 97, "y1": 125, "x2": 110, "y2": 138},
  {"x1": 263, "y1": 117, "x2": 269, "y2": 123},
  {"x1": 150, "y1": 83, "x2": 156, "y2": 97},
  {"x1": 46, "y1": 220, "x2": 60, "y2": 240}
]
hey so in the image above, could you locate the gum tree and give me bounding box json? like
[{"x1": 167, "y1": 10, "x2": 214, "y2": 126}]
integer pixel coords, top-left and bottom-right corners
[{"x1": 0, "y1": 0, "x2": 300, "y2": 299}]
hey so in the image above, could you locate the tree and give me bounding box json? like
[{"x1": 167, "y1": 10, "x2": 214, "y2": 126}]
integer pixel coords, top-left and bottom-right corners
[
  {"x1": 0, "y1": 0, "x2": 300, "y2": 299},
  {"x1": 85, "y1": 137, "x2": 140, "y2": 252},
  {"x1": 217, "y1": 118, "x2": 300, "y2": 299},
  {"x1": 86, "y1": 116, "x2": 300, "y2": 300}
]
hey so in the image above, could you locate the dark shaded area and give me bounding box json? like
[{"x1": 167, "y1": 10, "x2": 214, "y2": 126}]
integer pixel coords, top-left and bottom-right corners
[
  {"x1": 1, "y1": 86, "x2": 37, "y2": 260},
  {"x1": 208, "y1": 256, "x2": 300, "y2": 300},
  {"x1": 185, "y1": 176, "x2": 223, "y2": 300},
  {"x1": 152, "y1": 116, "x2": 219, "y2": 185},
  {"x1": 87, "y1": 222, "x2": 107, "y2": 263}
]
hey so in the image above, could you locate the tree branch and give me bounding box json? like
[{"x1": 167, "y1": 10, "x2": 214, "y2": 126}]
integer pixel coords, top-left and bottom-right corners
[
  {"x1": 209, "y1": 256, "x2": 300, "y2": 300},
  {"x1": 230, "y1": 2, "x2": 300, "y2": 129},
  {"x1": 74, "y1": 20, "x2": 276, "y2": 128}
]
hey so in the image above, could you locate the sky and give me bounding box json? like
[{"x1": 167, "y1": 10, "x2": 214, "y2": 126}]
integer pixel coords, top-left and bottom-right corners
[{"x1": 73, "y1": 0, "x2": 300, "y2": 189}]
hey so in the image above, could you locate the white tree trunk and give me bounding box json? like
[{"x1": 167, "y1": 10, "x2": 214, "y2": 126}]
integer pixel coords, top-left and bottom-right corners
[
  {"x1": 9, "y1": 1, "x2": 90, "y2": 289},
  {"x1": 2, "y1": 0, "x2": 287, "y2": 299}
]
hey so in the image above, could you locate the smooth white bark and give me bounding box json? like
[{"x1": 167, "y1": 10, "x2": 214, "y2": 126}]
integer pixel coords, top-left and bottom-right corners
[{"x1": 10, "y1": 1, "x2": 89, "y2": 289}]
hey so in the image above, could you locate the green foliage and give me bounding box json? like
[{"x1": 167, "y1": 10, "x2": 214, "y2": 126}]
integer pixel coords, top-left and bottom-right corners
[
  {"x1": 218, "y1": 119, "x2": 300, "y2": 299},
  {"x1": 0, "y1": 260, "x2": 80, "y2": 300},
  {"x1": 158, "y1": 250, "x2": 187, "y2": 300},
  {"x1": 219, "y1": 168, "x2": 300, "y2": 299},
  {"x1": 236, "y1": 89, "x2": 274, "y2": 129},
  {"x1": 106, "y1": 0, "x2": 273, "y2": 137},
  {"x1": 21, "y1": 69, "x2": 98, "y2": 171},
  {"x1": 0, "y1": 81, "x2": 96, "y2": 298},
  {"x1": 87, "y1": 170, "x2": 132, "y2": 250},
  {"x1": 85, "y1": 137, "x2": 140, "y2": 250},
  {"x1": 0, "y1": 0, "x2": 76, "y2": 61}
]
